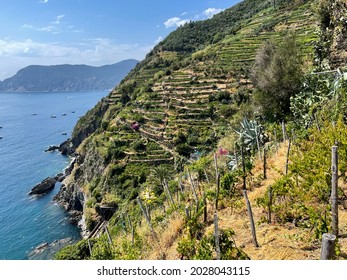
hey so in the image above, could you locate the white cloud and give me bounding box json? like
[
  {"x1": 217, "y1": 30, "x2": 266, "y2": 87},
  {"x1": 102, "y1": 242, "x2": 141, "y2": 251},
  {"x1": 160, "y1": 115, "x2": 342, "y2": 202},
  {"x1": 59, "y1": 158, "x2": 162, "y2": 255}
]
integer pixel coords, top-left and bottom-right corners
[
  {"x1": 39, "y1": 0, "x2": 48, "y2": 3},
  {"x1": 155, "y1": 36, "x2": 163, "y2": 44},
  {"x1": 52, "y1": 15, "x2": 65, "y2": 25},
  {"x1": 164, "y1": 7, "x2": 224, "y2": 29},
  {"x1": 203, "y1": 8, "x2": 223, "y2": 18},
  {"x1": 164, "y1": 17, "x2": 190, "y2": 28}
]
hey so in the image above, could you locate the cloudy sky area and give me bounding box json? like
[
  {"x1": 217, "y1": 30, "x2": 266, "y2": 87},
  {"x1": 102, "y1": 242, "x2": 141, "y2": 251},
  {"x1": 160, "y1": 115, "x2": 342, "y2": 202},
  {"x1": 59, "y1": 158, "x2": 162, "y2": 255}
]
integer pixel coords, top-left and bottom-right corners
[{"x1": 0, "y1": 0, "x2": 240, "y2": 80}]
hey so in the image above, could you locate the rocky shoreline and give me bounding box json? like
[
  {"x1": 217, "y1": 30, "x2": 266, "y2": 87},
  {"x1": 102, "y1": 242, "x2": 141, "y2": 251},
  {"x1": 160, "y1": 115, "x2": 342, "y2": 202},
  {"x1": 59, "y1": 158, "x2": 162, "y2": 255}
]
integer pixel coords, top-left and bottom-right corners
[{"x1": 30, "y1": 140, "x2": 88, "y2": 237}]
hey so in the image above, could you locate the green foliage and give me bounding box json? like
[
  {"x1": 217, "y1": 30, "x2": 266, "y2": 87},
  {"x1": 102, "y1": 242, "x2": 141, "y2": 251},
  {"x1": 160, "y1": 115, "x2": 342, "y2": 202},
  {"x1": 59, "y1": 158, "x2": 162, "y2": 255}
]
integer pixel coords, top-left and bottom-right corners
[
  {"x1": 90, "y1": 235, "x2": 115, "y2": 260},
  {"x1": 54, "y1": 239, "x2": 93, "y2": 260},
  {"x1": 221, "y1": 171, "x2": 240, "y2": 196},
  {"x1": 235, "y1": 118, "x2": 265, "y2": 150},
  {"x1": 159, "y1": 0, "x2": 271, "y2": 53},
  {"x1": 290, "y1": 69, "x2": 347, "y2": 127},
  {"x1": 177, "y1": 228, "x2": 249, "y2": 260},
  {"x1": 257, "y1": 120, "x2": 347, "y2": 239},
  {"x1": 251, "y1": 32, "x2": 304, "y2": 120}
]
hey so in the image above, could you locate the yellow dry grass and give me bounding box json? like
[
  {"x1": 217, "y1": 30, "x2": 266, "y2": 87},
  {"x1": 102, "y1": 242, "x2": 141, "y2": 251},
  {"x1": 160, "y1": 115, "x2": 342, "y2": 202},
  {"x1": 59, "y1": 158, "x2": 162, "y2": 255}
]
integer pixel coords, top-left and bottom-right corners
[{"x1": 159, "y1": 141, "x2": 347, "y2": 260}]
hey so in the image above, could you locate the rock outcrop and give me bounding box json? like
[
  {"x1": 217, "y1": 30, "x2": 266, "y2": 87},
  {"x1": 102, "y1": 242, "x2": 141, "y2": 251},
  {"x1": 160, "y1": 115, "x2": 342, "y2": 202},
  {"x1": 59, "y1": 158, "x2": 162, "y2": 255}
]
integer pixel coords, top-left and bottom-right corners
[{"x1": 29, "y1": 177, "x2": 57, "y2": 195}]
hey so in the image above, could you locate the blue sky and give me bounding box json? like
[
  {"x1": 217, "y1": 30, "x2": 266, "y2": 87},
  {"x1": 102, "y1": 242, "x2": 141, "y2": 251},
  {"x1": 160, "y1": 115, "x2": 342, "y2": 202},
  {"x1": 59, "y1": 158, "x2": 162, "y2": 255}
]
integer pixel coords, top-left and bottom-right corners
[{"x1": 0, "y1": 0, "x2": 241, "y2": 80}]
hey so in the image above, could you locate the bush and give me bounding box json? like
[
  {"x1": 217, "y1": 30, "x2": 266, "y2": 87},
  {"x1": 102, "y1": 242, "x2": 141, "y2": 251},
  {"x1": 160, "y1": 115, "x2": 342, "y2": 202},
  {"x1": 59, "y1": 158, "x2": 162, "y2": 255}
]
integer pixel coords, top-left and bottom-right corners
[{"x1": 251, "y1": 32, "x2": 304, "y2": 120}]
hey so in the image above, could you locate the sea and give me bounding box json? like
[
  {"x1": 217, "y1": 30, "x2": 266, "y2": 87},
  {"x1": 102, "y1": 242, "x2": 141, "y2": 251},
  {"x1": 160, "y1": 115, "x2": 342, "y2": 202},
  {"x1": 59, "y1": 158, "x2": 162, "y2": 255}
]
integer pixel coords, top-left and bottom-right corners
[{"x1": 0, "y1": 91, "x2": 108, "y2": 260}]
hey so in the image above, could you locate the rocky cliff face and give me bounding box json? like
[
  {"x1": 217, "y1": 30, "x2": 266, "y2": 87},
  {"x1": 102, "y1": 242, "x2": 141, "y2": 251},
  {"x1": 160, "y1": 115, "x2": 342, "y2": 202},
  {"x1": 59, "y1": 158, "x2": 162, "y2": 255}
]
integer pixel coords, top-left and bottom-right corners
[{"x1": 54, "y1": 137, "x2": 108, "y2": 233}]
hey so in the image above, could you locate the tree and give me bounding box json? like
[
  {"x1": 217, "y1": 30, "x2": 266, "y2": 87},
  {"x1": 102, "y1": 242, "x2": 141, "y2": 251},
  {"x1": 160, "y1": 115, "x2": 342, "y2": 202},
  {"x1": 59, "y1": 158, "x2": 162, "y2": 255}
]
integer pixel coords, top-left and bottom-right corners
[{"x1": 251, "y1": 32, "x2": 304, "y2": 120}]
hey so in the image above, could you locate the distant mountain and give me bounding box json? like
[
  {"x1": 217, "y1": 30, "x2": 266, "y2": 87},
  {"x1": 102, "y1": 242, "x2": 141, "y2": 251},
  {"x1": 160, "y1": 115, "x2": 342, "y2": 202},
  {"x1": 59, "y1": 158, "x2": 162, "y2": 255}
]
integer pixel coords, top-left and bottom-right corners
[{"x1": 0, "y1": 59, "x2": 139, "y2": 92}]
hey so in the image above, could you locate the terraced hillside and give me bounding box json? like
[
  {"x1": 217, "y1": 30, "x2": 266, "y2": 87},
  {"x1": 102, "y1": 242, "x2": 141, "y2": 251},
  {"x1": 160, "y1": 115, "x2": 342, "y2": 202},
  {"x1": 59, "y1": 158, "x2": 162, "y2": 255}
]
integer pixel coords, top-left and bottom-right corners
[
  {"x1": 101, "y1": 0, "x2": 318, "y2": 163},
  {"x1": 54, "y1": 0, "x2": 328, "y2": 260}
]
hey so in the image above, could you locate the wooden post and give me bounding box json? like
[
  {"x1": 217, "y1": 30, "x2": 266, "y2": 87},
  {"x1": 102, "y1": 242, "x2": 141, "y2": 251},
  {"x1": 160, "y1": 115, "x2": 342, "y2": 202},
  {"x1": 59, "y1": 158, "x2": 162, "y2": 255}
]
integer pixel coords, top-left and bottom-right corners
[
  {"x1": 320, "y1": 233, "x2": 336, "y2": 260},
  {"x1": 282, "y1": 121, "x2": 287, "y2": 142},
  {"x1": 163, "y1": 179, "x2": 175, "y2": 207},
  {"x1": 203, "y1": 191, "x2": 207, "y2": 223},
  {"x1": 331, "y1": 145, "x2": 339, "y2": 236},
  {"x1": 204, "y1": 169, "x2": 210, "y2": 184},
  {"x1": 87, "y1": 239, "x2": 92, "y2": 256},
  {"x1": 127, "y1": 215, "x2": 135, "y2": 245},
  {"x1": 285, "y1": 137, "x2": 291, "y2": 175},
  {"x1": 215, "y1": 173, "x2": 220, "y2": 211},
  {"x1": 131, "y1": 226, "x2": 135, "y2": 245},
  {"x1": 241, "y1": 146, "x2": 246, "y2": 191},
  {"x1": 268, "y1": 187, "x2": 272, "y2": 224},
  {"x1": 145, "y1": 204, "x2": 151, "y2": 222},
  {"x1": 241, "y1": 145, "x2": 259, "y2": 247},
  {"x1": 187, "y1": 170, "x2": 198, "y2": 203},
  {"x1": 274, "y1": 128, "x2": 278, "y2": 154},
  {"x1": 263, "y1": 147, "x2": 267, "y2": 180},
  {"x1": 185, "y1": 206, "x2": 191, "y2": 220},
  {"x1": 214, "y1": 153, "x2": 219, "y2": 181},
  {"x1": 243, "y1": 189, "x2": 259, "y2": 247},
  {"x1": 178, "y1": 175, "x2": 184, "y2": 193},
  {"x1": 214, "y1": 213, "x2": 221, "y2": 260},
  {"x1": 105, "y1": 225, "x2": 113, "y2": 245},
  {"x1": 234, "y1": 143, "x2": 238, "y2": 167},
  {"x1": 255, "y1": 125, "x2": 261, "y2": 160},
  {"x1": 137, "y1": 197, "x2": 154, "y2": 232}
]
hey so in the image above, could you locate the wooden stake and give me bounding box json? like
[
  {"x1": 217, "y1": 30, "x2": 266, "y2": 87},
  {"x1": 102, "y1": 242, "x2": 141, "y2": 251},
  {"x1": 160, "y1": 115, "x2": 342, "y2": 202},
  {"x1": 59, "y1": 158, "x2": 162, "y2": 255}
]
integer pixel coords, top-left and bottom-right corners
[
  {"x1": 241, "y1": 146, "x2": 246, "y2": 191},
  {"x1": 255, "y1": 125, "x2": 261, "y2": 160},
  {"x1": 203, "y1": 191, "x2": 207, "y2": 223},
  {"x1": 243, "y1": 189, "x2": 259, "y2": 247},
  {"x1": 137, "y1": 197, "x2": 154, "y2": 232},
  {"x1": 285, "y1": 137, "x2": 291, "y2": 175},
  {"x1": 215, "y1": 173, "x2": 220, "y2": 211},
  {"x1": 178, "y1": 175, "x2": 184, "y2": 193},
  {"x1": 105, "y1": 225, "x2": 113, "y2": 245},
  {"x1": 185, "y1": 206, "x2": 191, "y2": 220},
  {"x1": 263, "y1": 147, "x2": 267, "y2": 180},
  {"x1": 214, "y1": 153, "x2": 218, "y2": 180},
  {"x1": 268, "y1": 187, "x2": 272, "y2": 224},
  {"x1": 87, "y1": 239, "x2": 92, "y2": 256},
  {"x1": 204, "y1": 169, "x2": 210, "y2": 184},
  {"x1": 320, "y1": 233, "x2": 336, "y2": 260},
  {"x1": 214, "y1": 213, "x2": 221, "y2": 260},
  {"x1": 187, "y1": 170, "x2": 198, "y2": 203},
  {"x1": 163, "y1": 178, "x2": 175, "y2": 207},
  {"x1": 241, "y1": 145, "x2": 259, "y2": 247},
  {"x1": 282, "y1": 121, "x2": 287, "y2": 141},
  {"x1": 274, "y1": 128, "x2": 278, "y2": 154},
  {"x1": 234, "y1": 143, "x2": 238, "y2": 167},
  {"x1": 331, "y1": 145, "x2": 339, "y2": 236}
]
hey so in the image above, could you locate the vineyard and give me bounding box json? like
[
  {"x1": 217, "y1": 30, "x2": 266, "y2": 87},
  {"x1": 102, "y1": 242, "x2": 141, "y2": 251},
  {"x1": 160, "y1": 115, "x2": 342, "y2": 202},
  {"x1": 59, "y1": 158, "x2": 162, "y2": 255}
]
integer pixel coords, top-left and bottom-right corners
[{"x1": 54, "y1": 0, "x2": 347, "y2": 260}]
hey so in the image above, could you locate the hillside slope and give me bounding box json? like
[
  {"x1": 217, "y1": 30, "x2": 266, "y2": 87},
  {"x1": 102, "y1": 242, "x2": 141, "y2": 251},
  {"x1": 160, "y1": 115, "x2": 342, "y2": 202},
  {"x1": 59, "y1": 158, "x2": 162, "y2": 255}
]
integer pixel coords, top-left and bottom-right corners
[
  {"x1": 0, "y1": 59, "x2": 138, "y2": 92},
  {"x1": 51, "y1": 0, "x2": 347, "y2": 260}
]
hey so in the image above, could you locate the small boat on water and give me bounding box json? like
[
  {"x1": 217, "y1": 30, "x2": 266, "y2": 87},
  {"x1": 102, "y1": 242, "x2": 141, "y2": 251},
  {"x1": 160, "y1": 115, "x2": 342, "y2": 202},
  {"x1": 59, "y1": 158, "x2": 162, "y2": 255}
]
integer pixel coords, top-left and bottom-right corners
[
  {"x1": 0, "y1": 136, "x2": 3, "y2": 139},
  {"x1": 71, "y1": 111, "x2": 76, "y2": 113},
  {"x1": 50, "y1": 114, "x2": 57, "y2": 118},
  {"x1": 62, "y1": 132, "x2": 67, "y2": 135},
  {"x1": 32, "y1": 113, "x2": 37, "y2": 116},
  {"x1": 62, "y1": 113, "x2": 67, "y2": 116}
]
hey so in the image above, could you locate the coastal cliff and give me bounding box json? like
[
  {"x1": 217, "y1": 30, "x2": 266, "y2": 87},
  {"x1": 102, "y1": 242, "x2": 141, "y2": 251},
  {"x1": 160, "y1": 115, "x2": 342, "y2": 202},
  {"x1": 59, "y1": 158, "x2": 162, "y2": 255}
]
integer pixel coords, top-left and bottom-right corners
[{"x1": 0, "y1": 59, "x2": 138, "y2": 92}]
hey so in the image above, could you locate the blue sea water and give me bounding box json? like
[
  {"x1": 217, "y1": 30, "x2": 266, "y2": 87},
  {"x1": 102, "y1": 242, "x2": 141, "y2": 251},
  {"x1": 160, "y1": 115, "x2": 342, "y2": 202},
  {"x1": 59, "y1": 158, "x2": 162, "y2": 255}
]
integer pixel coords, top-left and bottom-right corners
[{"x1": 0, "y1": 91, "x2": 108, "y2": 260}]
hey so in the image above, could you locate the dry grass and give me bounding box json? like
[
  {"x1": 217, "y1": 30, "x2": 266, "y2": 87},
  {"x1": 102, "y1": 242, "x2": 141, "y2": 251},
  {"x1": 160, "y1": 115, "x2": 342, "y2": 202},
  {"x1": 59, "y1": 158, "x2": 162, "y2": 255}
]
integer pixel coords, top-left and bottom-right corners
[{"x1": 157, "y1": 142, "x2": 347, "y2": 260}]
